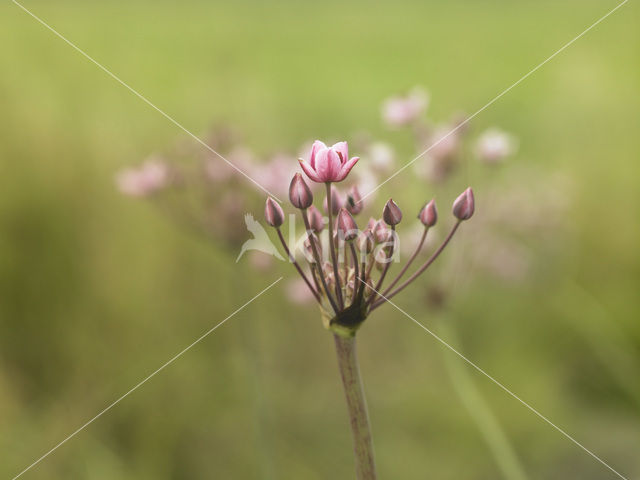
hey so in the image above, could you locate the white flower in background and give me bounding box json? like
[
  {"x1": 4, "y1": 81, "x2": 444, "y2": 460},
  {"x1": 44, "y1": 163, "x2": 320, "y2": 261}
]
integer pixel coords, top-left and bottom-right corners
[
  {"x1": 413, "y1": 124, "x2": 463, "y2": 183},
  {"x1": 116, "y1": 158, "x2": 170, "y2": 197},
  {"x1": 426, "y1": 125, "x2": 460, "y2": 161},
  {"x1": 475, "y1": 128, "x2": 517, "y2": 164},
  {"x1": 382, "y1": 87, "x2": 429, "y2": 127},
  {"x1": 368, "y1": 142, "x2": 395, "y2": 172}
]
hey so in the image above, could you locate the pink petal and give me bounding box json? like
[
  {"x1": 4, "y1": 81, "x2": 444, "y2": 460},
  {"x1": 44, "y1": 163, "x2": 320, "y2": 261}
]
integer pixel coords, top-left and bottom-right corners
[
  {"x1": 331, "y1": 141, "x2": 349, "y2": 163},
  {"x1": 315, "y1": 148, "x2": 341, "y2": 182},
  {"x1": 326, "y1": 149, "x2": 343, "y2": 180},
  {"x1": 309, "y1": 140, "x2": 327, "y2": 169},
  {"x1": 298, "y1": 159, "x2": 322, "y2": 183},
  {"x1": 312, "y1": 148, "x2": 329, "y2": 181},
  {"x1": 336, "y1": 156, "x2": 359, "y2": 182}
]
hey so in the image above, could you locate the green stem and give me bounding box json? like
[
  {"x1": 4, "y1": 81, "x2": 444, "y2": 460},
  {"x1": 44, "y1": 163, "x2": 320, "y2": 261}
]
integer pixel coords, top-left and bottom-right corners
[
  {"x1": 438, "y1": 318, "x2": 528, "y2": 480},
  {"x1": 333, "y1": 333, "x2": 377, "y2": 480}
]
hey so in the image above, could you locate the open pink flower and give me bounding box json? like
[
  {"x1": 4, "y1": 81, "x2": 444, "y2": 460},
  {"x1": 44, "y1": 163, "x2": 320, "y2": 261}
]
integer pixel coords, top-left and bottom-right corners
[{"x1": 299, "y1": 140, "x2": 359, "y2": 183}]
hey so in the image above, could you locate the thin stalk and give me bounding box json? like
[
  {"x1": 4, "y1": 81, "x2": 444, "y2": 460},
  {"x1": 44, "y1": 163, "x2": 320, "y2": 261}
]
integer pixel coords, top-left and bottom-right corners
[
  {"x1": 370, "y1": 221, "x2": 460, "y2": 310},
  {"x1": 349, "y1": 242, "x2": 360, "y2": 304},
  {"x1": 333, "y1": 333, "x2": 377, "y2": 480},
  {"x1": 344, "y1": 241, "x2": 350, "y2": 291},
  {"x1": 301, "y1": 210, "x2": 339, "y2": 313},
  {"x1": 276, "y1": 228, "x2": 321, "y2": 303},
  {"x1": 354, "y1": 256, "x2": 368, "y2": 306},
  {"x1": 381, "y1": 227, "x2": 428, "y2": 297},
  {"x1": 357, "y1": 254, "x2": 376, "y2": 304},
  {"x1": 326, "y1": 183, "x2": 345, "y2": 309},
  {"x1": 366, "y1": 226, "x2": 395, "y2": 307}
]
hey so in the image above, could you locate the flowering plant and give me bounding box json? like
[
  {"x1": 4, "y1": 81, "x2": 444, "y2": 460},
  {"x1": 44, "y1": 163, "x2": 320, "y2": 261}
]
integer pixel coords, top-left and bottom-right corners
[{"x1": 264, "y1": 141, "x2": 474, "y2": 478}]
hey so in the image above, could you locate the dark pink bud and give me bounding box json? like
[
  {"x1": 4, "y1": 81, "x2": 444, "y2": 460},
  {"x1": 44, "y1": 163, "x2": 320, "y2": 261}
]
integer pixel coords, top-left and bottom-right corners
[
  {"x1": 307, "y1": 205, "x2": 324, "y2": 233},
  {"x1": 337, "y1": 208, "x2": 359, "y2": 241},
  {"x1": 289, "y1": 173, "x2": 313, "y2": 209},
  {"x1": 345, "y1": 185, "x2": 363, "y2": 215},
  {"x1": 419, "y1": 199, "x2": 438, "y2": 227},
  {"x1": 452, "y1": 187, "x2": 475, "y2": 221},
  {"x1": 323, "y1": 185, "x2": 343, "y2": 215},
  {"x1": 383, "y1": 198, "x2": 403, "y2": 226},
  {"x1": 265, "y1": 197, "x2": 284, "y2": 227}
]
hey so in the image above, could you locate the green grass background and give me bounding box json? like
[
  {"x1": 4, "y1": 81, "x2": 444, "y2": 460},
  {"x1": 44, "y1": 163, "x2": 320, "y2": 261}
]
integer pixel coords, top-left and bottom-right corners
[{"x1": 1, "y1": 0, "x2": 638, "y2": 478}]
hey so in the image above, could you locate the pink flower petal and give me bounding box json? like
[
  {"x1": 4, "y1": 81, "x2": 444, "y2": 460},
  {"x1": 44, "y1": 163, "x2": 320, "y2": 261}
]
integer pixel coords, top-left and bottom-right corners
[
  {"x1": 315, "y1": 148, "x2": 341, "y2": 182},
  {"x1": 326, "y1": 148, "x2": 342, "y2": 180},
  {"x1": 310, "y1": 140, "x2": 327, "y2": 169},
  {"x1": 298, "y1": 159, "x2": 322, "y2": 183},
  {"x1": 336, "y1": 156, "x2": 359, "y2": 182},
  {"x1": 331, "y1": 141, "x2": 349, "y2": 163}
]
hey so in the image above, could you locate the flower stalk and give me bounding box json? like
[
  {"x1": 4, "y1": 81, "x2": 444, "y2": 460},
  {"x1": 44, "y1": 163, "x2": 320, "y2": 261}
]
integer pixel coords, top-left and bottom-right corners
[
  {"x1": 333, "y1": 332, "x2": 377, "y2": 480},
  {"x1": 326, "y1": 182, "x2": 345, "y2": 309}
]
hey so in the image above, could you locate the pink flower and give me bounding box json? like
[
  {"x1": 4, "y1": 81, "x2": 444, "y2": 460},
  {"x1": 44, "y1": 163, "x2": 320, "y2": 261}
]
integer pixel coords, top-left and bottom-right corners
[
  {"x1": 382, "y1": 87, "x2": 428, "y2": 127},
  {"x1": 298, "y1": 140, "x2": 359, "y2": 183},
  {"x1": 475, "y1": 128, "x2": 517, "y2": 164},
  {"x1": 116, "y1": 159, "x2": 170, "y2": 197}
]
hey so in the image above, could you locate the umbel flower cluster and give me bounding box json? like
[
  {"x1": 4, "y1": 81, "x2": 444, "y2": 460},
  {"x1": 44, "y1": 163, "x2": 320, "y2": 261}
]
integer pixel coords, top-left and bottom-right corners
[{"x1": 265, "y1": 140, "x2": 475, "y2": 335}]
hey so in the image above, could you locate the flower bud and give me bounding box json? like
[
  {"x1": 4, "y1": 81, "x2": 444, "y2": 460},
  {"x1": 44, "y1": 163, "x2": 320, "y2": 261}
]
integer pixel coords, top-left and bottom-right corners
[
  {"x1": 337, "y1": 208, "x2": 359, "y2": 241},
  {"x1": 366, "y1": 217, "x2": 377, "y2": 231},
  {"x1": 323, "y1": 185, "x2": 343, "y2": 215},
  {"x1": 288, "y1": 173, "x2": 313, "y2": 209},
  {"x1": 346, "y1": 185, "x2": 363, "y2": 215},
  {"x1": 357, "y1": 229, "x2": 375, "y2": 254},
  {"x1": 307, "y1": 205, "x2": 324, "y2": 233},
  {"x1": 383, "y1": 198, "x2": 402, "y2": 226},
  {"x1": 418, "y1": 199, "x2": 438, "y2": 227},
  {"x1": 452, "y1": 187, "x2": 475, "y2": 221},
  {"x1": 264, "y1": 197, "x2": 284, "y2": 227},
  {"x1": 372, "y1": 220, "x2": 389, "y2": 243}
]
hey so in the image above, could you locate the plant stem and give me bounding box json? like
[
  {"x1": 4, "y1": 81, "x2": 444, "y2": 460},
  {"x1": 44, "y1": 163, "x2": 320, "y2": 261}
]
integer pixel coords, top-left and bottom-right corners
[
  {"x1": 275, "y1": 228, "x2": 321, "y2": 302},
  {"x1": 333, "y1": 333, "x2": 377, "y2": 480},
  {"x1": 326, "y1": 183, "x2": 345, "y2": 309},
  {"x1": 301, "y1": 210, "x2": 339, "y2": 313}
]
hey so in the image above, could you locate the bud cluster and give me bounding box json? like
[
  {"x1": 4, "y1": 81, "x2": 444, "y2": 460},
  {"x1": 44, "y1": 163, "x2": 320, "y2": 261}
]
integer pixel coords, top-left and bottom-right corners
[{"x1": 265, "y1": 140, "x2": 475, "y2": 334}]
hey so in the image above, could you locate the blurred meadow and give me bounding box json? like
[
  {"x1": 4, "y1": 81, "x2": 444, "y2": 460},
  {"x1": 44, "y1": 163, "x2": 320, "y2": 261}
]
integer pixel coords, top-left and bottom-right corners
[{"x1": 1, "y1": 0, "x2": 639, "y2": 478}]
